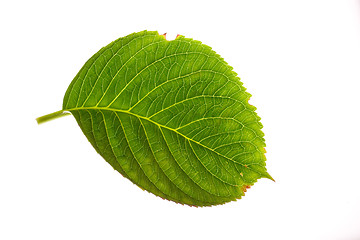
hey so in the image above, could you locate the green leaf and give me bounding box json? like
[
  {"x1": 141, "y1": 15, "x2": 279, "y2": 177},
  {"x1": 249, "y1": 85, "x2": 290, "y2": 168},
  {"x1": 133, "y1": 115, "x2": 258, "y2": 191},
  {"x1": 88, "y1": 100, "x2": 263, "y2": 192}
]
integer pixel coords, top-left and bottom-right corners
[{"x1": 37, "y1": 30, "x2": 273, "y2": 206}]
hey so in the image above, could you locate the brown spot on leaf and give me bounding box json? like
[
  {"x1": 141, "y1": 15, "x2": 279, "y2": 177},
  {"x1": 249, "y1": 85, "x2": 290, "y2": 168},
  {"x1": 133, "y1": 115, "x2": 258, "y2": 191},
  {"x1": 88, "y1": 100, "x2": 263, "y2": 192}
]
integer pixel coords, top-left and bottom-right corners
[
  {"x1": 161, "y1": 33, "x2": 167, "y2": 40},
  {"x1": 242, "y1": 185, "x2": 251, "y2": 192}
]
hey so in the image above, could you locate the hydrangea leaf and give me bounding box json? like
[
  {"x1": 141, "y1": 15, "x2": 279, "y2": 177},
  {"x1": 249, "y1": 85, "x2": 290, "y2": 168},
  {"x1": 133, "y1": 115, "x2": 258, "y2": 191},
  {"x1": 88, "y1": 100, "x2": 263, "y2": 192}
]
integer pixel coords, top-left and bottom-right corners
[{"x1": 37, "y1": 30, "x2": 273, "y2": 206}]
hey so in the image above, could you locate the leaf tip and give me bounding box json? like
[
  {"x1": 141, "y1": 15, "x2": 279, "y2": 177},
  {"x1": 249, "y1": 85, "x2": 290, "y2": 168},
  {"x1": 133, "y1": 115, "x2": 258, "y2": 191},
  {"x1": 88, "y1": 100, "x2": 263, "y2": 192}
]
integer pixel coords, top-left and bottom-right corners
[{"x1": 263, "y1": 172, "x2": 275, "y2": 182}]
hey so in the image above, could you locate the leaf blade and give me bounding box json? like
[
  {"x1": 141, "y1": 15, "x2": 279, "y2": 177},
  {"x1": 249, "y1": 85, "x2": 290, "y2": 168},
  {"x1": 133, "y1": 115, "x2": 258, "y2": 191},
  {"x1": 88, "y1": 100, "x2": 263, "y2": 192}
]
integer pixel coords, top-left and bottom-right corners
[{"x1": 43, "y1": 30, "x2": 273, "y2": 206}]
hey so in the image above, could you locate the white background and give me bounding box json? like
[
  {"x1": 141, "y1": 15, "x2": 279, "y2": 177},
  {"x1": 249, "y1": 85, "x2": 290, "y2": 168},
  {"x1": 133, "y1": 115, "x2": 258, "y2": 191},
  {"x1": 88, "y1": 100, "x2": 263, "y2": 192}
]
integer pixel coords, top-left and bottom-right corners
[{"x1": 1, "y1": 0, "x2": 360, "y2": 239}]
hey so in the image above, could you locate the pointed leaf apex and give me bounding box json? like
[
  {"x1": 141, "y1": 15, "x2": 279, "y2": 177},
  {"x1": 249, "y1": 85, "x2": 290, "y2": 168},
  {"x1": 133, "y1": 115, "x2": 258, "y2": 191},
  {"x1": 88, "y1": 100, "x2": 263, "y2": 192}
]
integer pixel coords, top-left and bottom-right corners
[{"x1": 263, "y1": 172, "x2": 275, "y2": 182}]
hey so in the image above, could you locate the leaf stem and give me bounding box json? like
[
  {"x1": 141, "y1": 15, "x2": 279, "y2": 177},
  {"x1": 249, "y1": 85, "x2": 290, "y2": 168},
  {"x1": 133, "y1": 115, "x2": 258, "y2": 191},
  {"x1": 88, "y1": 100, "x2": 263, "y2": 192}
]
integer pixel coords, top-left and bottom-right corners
[{"x1": 36, "y1": 110, "x2": 71, "y2": 124}]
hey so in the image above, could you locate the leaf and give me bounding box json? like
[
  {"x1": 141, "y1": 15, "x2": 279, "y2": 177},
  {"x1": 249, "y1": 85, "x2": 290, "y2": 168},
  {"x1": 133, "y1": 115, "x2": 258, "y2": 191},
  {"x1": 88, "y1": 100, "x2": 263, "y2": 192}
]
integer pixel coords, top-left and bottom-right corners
[{"x1": 37, "y1": 30, "x2": 273, "y2": 206}]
